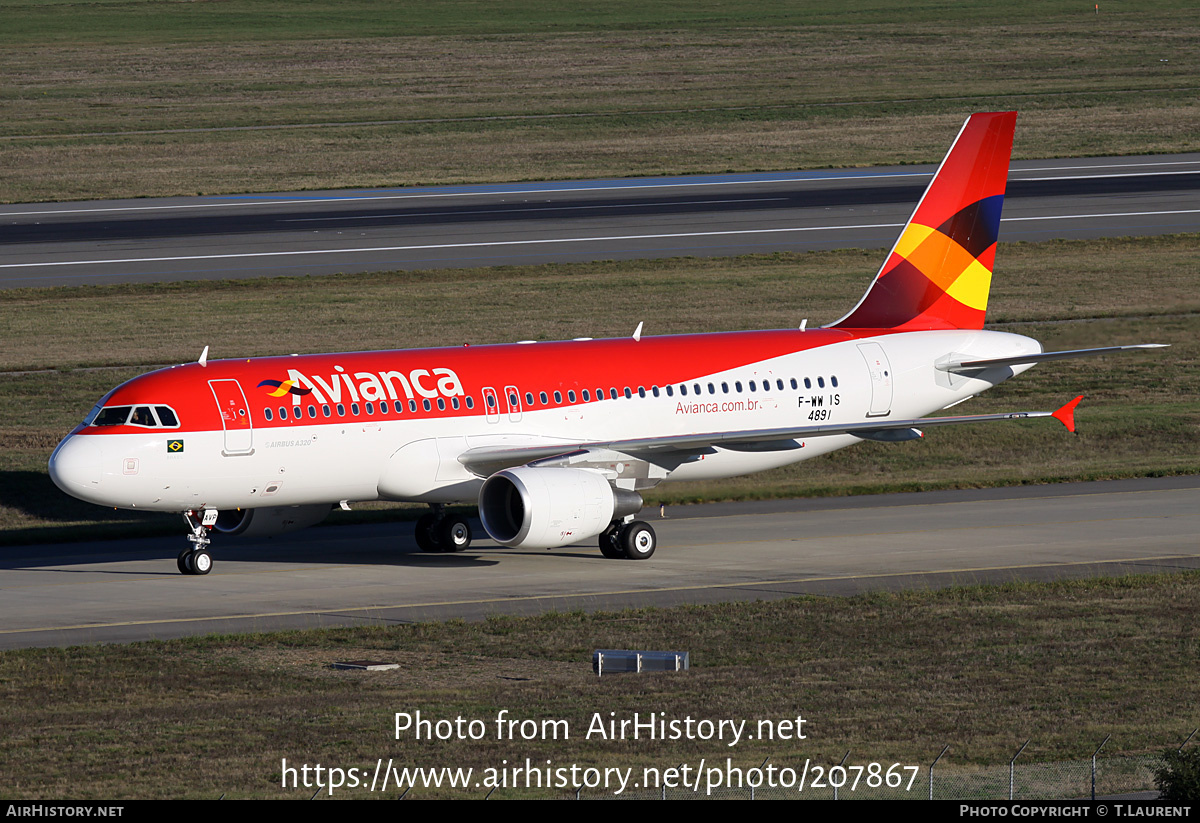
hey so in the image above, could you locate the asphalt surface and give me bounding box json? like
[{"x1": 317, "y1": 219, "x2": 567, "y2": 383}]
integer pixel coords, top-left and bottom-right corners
[
  {"x1": 2, "y1": 154, "x2": 1198, "y2": 287},
  {"x1": 2, "y1": 476, "x2": 1197, "y2": 649}
]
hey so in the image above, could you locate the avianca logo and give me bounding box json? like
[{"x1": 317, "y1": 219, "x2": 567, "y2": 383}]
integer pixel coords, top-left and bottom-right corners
[
  {"x1": 258, "y1": 379, "x2": 313, "y2": 398},
  {"x1": 278, "y1": 365, "x2": 465, "y2": 405}
]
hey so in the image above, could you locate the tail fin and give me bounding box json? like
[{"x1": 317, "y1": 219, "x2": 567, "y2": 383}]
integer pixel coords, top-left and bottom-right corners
[{"x1": 829, "y1": 111, "x2": 1017, "y2": 331}]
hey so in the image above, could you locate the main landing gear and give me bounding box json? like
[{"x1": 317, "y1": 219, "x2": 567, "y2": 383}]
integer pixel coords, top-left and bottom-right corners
[
  {"x1": 599, "y1": 519, "x2": 657, "y2": 560},
  {"x1": 178, "y1": 510, "x2": 214, "y2": 575},
  {"x1": 415, "y1": 505, "x2": 473, "y2": 553}
]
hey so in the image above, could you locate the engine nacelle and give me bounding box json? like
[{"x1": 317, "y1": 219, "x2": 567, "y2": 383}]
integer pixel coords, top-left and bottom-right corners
[
  {"x1": 213, "y1": 504, "x2": 332, "y2": 537},
  {"x1": 478, "y1": 467, "x2": 642, "y2": 550}
]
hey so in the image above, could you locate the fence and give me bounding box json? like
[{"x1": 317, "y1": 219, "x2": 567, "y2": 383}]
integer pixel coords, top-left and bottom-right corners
[{"x1": 572, "y1": 738, "x2": 1191, "y2": 801}]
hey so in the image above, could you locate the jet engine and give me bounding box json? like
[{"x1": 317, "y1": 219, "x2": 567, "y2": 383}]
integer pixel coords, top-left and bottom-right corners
[
  {"x1": 212, "y1": 504, "x2": 332, "y2": 537},
  {"x1": 478, "y1": 467, "x2": 642, "y2": 550}
]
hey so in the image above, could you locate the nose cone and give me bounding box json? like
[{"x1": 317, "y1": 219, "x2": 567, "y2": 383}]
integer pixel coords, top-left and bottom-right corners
[{"x1": 49, "y1": 435, "x2": 103, "y2": 502}]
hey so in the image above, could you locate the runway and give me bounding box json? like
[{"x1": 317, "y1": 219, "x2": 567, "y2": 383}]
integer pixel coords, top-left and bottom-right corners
[
  {"x1": 2, "y1": 475, "x2": 1197, "y2": 650},
  {"x1": 2, "y1": 154, "x2": 1199, "y2": 287}
]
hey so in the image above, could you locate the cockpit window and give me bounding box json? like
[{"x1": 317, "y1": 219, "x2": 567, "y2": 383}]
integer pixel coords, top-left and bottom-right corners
[
  {"x1": 88, "y1": 404, "x2": 181, "y2": 428},
  {"x1": 129, "y1": 406, "x2": 156, "y2": 427},
  {"x1": 92, "y1": 406, "x2": 133, "y2": 426}
]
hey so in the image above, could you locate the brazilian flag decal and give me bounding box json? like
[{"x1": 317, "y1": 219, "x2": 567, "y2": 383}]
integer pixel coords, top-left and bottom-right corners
[{"x1": 167, "y1": 439, "x2": 184, "y2": 453}]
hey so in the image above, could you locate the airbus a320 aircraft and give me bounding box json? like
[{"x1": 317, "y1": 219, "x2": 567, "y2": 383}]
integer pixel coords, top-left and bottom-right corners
[{"x1": 49, "y1": 112, "x2": 1162, "y2": 575}]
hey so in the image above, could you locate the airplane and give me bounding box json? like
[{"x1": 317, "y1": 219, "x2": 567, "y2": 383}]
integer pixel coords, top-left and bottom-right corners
[{"x1": 48, "y1": 111, "x2": 1163, "y2": 575}]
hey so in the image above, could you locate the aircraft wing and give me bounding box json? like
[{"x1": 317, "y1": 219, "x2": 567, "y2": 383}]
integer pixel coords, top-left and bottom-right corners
[{"x1": 458, "y1": 396, "x2": 1083, "y2": 476}]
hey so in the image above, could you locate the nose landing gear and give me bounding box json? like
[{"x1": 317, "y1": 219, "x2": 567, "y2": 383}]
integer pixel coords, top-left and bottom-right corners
[{"x1": 178, "y1": 510, "x2": 215, "y2": 575}]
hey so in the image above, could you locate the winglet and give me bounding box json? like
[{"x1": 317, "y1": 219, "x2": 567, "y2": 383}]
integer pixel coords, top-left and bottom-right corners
[{"x1": 1052, "y1": 395, "x2": 1083, "y2": 433}]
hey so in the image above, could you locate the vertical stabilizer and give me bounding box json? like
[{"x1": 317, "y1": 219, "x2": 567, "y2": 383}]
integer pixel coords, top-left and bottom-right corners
[{"x1": 829, "y1": 111, "x2": 1016, "y2": 331}]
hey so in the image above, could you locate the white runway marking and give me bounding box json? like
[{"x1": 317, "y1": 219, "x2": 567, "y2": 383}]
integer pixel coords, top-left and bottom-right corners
[{"x1": 3, "y1": 209, "x2": 1199, "y2": 270}]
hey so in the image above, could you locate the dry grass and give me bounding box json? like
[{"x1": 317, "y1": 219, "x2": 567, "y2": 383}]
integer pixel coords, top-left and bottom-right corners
[
  {"x1": 3, "y1": 11, "x2": 1198, "y2": 201},
  {"x1": 1, "y1": 573, "x2": 1196, "y2": 798}
]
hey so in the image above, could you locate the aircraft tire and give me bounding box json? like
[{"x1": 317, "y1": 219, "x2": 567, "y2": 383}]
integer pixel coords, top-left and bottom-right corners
[
  {"x1": 439, "y1": 515, "x2": 472, "y2": 552},
  {"x1": 177, "y1": 549, "x2": 193, "y2": 575},
  {"x1": 415, "y1": 513, "x2": 441, "y2": 553},
  {"x1": 599, "y1": 524, "x2": 624, "y2": 559},
  {"x1": 619, "y1": 521, "x2": 656, "y2": 560},
  {"x1": 190, "y1": 550, "x2": 213, "y2": 575}
]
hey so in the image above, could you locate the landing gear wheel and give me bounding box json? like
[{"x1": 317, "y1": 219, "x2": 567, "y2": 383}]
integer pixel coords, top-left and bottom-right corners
[
  {"x1": 599, "y1": 523, "x2": 624, "y2": 559},
  {"x1": 180, "y1": 510, "x2": 214, "y2": 574},
  {"x1": 189, "y1": 549, "x2": 213, "y2": 575},
  {"x1": 620, "y1": 521, "x2": 656, "y2": 560},
  {"x1": 438, "y1": 515, "x2": 472, "y2": 552},
  {"x1": 415, "y1": 512, "x2": 442, "y2": 553}
]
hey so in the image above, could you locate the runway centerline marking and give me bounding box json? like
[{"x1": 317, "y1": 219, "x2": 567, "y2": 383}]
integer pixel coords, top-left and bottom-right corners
[{"x1": 4, "y1": 209, "x2": 1199, "y2": 270}]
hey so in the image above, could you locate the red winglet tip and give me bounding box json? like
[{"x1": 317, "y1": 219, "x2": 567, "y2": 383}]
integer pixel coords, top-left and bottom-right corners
[{"x1": 1052, "y1": 395, "x2": 1084, "y2": 433}]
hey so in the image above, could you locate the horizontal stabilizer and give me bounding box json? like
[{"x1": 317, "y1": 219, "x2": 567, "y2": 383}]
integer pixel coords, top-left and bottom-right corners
[{"x1": 940, "y1": 344, "x2": 1168, "y2": 373}]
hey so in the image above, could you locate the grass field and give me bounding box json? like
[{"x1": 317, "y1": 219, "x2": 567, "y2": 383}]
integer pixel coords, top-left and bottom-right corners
[
  {"x1": 1, "y1": 573, "x2": 1196, "y2": 798},
  {"x1": 2, "y1": 234, "x2": 1197, "y2": 544},
  {"x1": 3, "y1": 1, "x2": 1198, "y2": 202}
]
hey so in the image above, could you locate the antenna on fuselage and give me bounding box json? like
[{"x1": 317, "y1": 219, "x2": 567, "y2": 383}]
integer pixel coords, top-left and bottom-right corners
[
  {"x1": 632, "y1": 322, "x2": 644, "y2": 342},
  {"x1": 198, "y1": 346, "x2": 209, "y2": 367},
  {"x1": 800, "y1": 319, "x2": 808, "y2": 331}
]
